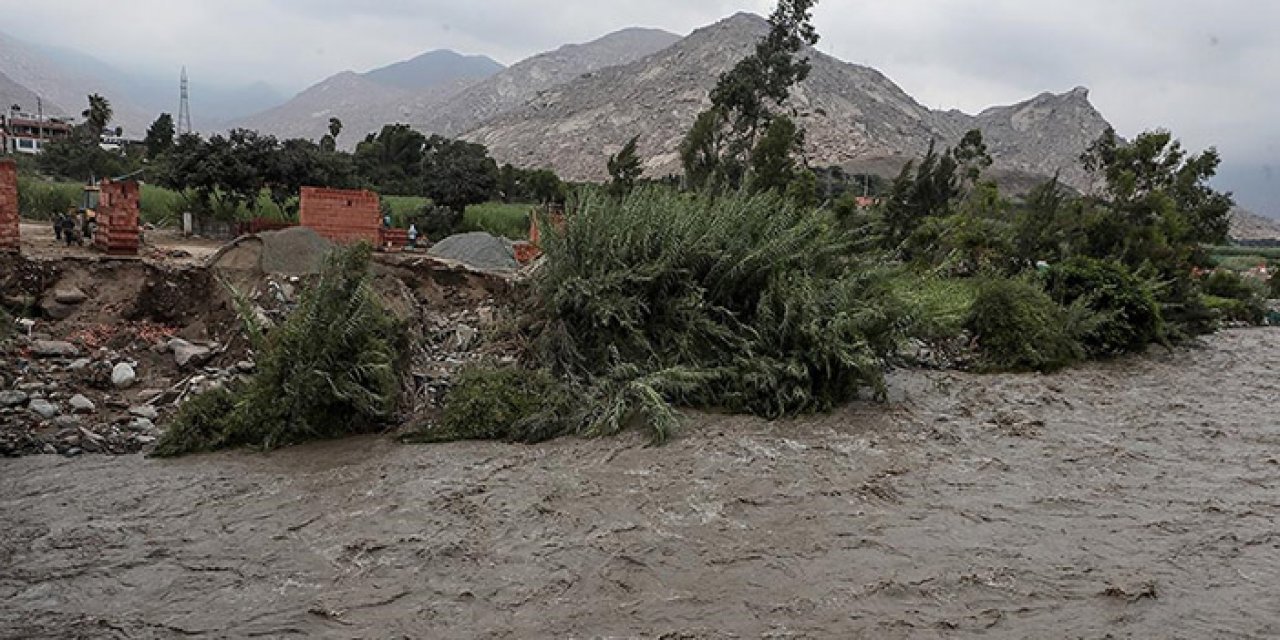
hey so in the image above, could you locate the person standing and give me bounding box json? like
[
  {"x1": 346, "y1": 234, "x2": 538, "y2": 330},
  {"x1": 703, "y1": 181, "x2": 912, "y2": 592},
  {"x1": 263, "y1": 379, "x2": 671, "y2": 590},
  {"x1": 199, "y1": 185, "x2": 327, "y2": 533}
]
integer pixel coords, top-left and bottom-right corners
[
  {"x1": 53, "y1": 211, "x2": 65, "y2": 242},
  {"x1": 407, "y1": 223, "x2": 419, "y2": 249}
]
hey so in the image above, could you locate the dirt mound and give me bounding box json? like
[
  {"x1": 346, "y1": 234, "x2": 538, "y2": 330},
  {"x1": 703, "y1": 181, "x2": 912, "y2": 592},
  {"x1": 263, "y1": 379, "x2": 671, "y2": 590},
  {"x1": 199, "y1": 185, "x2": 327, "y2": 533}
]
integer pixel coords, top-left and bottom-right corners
[
  {"x1": 427, "y1": 232, "x2": 518, "y2": 271},
  {"x1": 208, "y1": 227, "x2": 333, "y2": 277}
]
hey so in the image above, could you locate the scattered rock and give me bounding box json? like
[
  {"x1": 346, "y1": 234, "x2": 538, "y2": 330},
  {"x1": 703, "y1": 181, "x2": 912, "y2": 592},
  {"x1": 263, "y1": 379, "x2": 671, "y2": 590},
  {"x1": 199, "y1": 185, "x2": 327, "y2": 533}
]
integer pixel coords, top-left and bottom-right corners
[
  {"x1": 171, "y1": 340, "x2": 213, "y2": 368},
  {"x1": 41, "y1": 302, "x2": 77, "y2": 321},
  {"x1": 129, "y1": 405, "x2": 159, "y2": 421},
  {"x1": 67, "y1": 358, "x2": 92, "y2": 371},
  {"x1": 111, "y1": 363, "x2": 138, "y2": 389},
  {"x1": 0, "y1": 390, "x2": 29, "y2": 408},
  {"x1": 28, "y1": 399, "x2": 60, "y2": 420},
  {"x1": 128, "y1": 417, "x2": 156, "y2": 433},
  {"x1": 236, "y1": 361, "x2": 256, "y2": 373},
  {"x1": 447, "y1": 325, "x2": 479, "y2": 351},
  {"x1": 30, "y1": 340, "x2": 79, "y2": 358},
  {"x1": 54, "y1": 287, "x2": 89, "y2": 305},
  {"x1": 69, "y1": 394, "x2": 96, "y2": 414}
]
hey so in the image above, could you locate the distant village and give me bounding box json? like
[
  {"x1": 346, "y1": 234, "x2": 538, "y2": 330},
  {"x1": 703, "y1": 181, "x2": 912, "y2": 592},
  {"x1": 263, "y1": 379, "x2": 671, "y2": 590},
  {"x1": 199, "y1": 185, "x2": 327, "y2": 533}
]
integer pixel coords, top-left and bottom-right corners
[{"x1": 1, "y1": 105, "x2": 133, "y2": 155}]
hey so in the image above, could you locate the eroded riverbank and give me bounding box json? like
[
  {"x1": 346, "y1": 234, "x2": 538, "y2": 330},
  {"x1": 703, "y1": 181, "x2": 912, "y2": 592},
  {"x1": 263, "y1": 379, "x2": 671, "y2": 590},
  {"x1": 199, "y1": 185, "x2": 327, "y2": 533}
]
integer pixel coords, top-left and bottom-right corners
[{"x1": 2, "y1": 329, "x2": 1278, "y2": 638}]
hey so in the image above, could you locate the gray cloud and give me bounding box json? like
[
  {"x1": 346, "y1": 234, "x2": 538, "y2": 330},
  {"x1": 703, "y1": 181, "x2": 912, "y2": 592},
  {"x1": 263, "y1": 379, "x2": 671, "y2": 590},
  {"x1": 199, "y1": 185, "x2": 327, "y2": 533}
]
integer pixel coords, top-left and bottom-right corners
[{"x1": 5, "y1": 0, "x2": 1277, "y2": 196}]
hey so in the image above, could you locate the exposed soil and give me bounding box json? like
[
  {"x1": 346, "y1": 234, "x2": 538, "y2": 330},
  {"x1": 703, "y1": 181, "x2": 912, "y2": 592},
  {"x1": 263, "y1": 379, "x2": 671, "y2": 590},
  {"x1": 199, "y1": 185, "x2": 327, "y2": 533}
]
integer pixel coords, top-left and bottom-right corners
[{"x1": 2, "y1": 329, "x2": 1277, "y2": 638}]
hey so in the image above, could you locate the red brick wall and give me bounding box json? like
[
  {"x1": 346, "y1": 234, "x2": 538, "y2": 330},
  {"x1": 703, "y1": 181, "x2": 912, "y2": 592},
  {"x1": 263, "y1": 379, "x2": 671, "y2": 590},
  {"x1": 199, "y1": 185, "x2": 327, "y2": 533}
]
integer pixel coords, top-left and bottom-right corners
[
  {"x1": 94, "y1": 180, "x2": 140, "y2": 256},
  {"x1": 0, "y1": 159, "x2": 19, "y2": 253},
  {"x1": 299, "y1": 187, "x2": 381, "y2": 245}
]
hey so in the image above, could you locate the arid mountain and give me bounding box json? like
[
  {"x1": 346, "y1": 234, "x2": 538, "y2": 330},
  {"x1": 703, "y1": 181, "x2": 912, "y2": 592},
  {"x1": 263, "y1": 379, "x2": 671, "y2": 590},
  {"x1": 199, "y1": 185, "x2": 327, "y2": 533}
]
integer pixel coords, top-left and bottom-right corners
[
  {"x1": 363, "y1": 50, "x2": 504, "y2": 91},
  {"x1": 232, "y1": 50, "x2": 505, "y2": 144},
  {"x1": 0, "y1": 68, "x2": 41, "y2": 115},
  {"x1": 0, "y1": 31, "x2": 152, "y2": 135},
  {"x1": 419, "y1": 27, "x2": 681, "y2": 137},
  {"x1": 1230, "y1": 207, "x2": 1280, "y2": 242},
  {"x1": 463, "y1": 13, "x2": 1113, "y2": 191}
]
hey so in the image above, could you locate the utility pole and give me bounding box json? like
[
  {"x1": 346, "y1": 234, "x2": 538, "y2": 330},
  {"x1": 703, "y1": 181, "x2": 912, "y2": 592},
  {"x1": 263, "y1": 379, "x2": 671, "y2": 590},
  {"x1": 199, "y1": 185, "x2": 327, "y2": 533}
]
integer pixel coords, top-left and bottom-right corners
[{"x1": 177, "y1": 67, "x2": 193, "y2": 136}]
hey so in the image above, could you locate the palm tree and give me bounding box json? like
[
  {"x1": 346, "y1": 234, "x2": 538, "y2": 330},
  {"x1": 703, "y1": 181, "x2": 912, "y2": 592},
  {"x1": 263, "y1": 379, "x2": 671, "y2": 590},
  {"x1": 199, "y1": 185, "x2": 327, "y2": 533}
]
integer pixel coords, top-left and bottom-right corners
[
  {"x1": 328, "y1": 117, "x2": 343, "y2": 141},
  {"x1": 81, "y1": 94, "x2": 113, "y2": 134}
]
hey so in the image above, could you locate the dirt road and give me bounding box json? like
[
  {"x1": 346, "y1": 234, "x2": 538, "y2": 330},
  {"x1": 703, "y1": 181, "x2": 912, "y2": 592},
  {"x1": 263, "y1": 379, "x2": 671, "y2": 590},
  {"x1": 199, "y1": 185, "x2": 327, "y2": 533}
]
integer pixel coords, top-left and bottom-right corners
[{"x1": 2, "y1": 329, "x2": 1278, "y2": 638}]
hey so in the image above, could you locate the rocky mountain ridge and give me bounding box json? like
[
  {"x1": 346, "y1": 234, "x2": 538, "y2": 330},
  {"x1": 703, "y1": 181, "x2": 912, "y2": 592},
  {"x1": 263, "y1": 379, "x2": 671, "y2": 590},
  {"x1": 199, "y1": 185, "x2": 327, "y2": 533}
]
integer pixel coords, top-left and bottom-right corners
[{"x1": 463, "y1": 13, "x2": 1113, "y2": 191}]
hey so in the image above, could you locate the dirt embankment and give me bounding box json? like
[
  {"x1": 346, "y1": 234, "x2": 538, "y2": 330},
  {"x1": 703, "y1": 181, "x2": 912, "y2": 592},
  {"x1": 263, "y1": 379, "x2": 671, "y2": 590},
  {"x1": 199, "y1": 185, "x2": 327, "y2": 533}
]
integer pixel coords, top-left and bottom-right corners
[
  {"x1": 0, "y1": 232, "x2": 515, "y2": 457},
  {"x1": 1, "y1": 328, "x2": 1276, "y2": 638}
]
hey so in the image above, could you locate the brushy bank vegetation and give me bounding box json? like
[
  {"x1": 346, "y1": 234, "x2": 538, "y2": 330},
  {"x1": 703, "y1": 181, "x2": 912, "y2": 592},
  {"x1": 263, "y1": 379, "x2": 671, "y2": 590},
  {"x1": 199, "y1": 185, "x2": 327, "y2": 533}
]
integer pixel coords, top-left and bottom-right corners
[
  {"x1": 430, "y1": 187, "x2": 906, "y2": 443},
  {"x1": 154, "y1": 244, "x2": 406, "y2": 456}
]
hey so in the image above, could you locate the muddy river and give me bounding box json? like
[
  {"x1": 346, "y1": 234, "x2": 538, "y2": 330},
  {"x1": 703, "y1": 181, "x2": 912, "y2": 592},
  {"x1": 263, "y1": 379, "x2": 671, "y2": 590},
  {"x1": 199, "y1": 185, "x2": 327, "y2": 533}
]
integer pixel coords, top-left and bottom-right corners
[{"x1": 3, "y1": 329, "x2": 1278, "y2": 638}]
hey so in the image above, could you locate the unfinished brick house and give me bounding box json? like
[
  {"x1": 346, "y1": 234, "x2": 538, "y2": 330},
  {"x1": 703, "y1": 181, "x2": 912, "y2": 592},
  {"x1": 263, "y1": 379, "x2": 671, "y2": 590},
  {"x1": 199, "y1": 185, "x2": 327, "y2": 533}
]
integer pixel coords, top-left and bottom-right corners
[
  {"x1": 298, "y1": 186, "x2": 408, "y2": 251},
  {"x1": 93, "y1": 180, "x2": 140, "y2": 256},
  {"x1": 0, "y1": 159, "x2": 18, "y2": 253}
]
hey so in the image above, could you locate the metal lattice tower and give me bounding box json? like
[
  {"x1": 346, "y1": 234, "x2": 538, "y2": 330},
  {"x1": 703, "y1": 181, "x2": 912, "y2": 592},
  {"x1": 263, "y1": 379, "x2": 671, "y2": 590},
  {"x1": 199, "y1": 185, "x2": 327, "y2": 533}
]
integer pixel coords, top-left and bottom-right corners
[{"x1": 177, "y1": 67, "x2": 193, "y2": 135}]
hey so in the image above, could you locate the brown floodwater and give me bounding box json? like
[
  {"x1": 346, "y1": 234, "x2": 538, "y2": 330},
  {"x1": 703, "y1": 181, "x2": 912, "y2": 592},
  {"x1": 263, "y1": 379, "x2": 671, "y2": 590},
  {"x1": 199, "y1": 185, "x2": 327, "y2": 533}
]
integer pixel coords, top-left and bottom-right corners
[{"x1": 3, "y1": 329, "x2": 1279, "y2": 638}]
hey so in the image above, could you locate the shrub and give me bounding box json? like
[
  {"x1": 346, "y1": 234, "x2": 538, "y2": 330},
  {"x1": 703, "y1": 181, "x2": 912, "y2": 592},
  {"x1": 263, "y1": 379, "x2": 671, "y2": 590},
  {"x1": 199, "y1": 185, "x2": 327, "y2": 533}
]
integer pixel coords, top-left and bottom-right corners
[
  {"x1": 17, "y1": 178, "x2": 79, "y2": 220},
  {"x1": 417, "y1": 204, "x2": 462, "y2": 239},
  {"x1": 1201, "y1": 269, "x2": 1269, "y2": 325},
  {"x1": 891, "y1": 273, "x2": 979, "y2": 341},
  {"x1": 1045, "y1": 257, "x2": 1165, "y2": 356},
  {"x1": 965, "y1": 276, "x2": 1095, "y2": 372},
  {"x1": 529, "y1": 187, "x2": 903, "y2": 441},
  {"x1": 155, "y1": 244, "x2": 406, "y2": 456},
  {"x1": 1271, "y1": 273, "x2": 1280, "y2": 300},
  {"x1": 411, "y1": 365, "x2": 579, "y2": 443}
]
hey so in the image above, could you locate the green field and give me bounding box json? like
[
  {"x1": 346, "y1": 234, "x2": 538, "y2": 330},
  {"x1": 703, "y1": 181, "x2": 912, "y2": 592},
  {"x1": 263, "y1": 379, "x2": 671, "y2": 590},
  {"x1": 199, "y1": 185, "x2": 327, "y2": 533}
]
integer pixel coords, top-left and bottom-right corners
[
  {"x1": 16, "y1": 178, "x2": 531, "y2": 239},
  {"x1": 1206, "y1": 245, "x2": 1280, "y2": 272}
]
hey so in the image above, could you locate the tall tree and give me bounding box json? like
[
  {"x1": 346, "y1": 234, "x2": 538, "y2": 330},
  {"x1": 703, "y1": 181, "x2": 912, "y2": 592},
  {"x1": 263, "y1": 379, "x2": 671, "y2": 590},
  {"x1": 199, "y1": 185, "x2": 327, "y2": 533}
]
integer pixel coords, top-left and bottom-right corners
[
  {"x1": 680, "y1": 0, "x2": 819, "y2": 191},
  {"x1": 321, "y1": 117, "x2": 344, "y2": 152},
  {"x1": 353, "y1": 124, "x2": 427, "y2": 195},
  {"x1": 421, "y1": 135, "x2": 498, "y2": 214},
  {"x1": 144, "y1": 113, "x2": 176, "y2": 158},
  {"x1": 82, "y1": 94, "x2": 113, "y2": 134},
  {"x1": 606, "y1": 135, "x2": 644, "y2": 197}
]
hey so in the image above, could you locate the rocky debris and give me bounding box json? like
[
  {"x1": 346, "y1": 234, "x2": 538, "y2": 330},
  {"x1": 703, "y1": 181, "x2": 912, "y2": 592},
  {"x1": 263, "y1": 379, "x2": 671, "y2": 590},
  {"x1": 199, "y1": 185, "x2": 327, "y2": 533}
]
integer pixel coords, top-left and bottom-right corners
[
  {"x1": 28, "y1": 399, "x2": 60, "y2": 420},
  {"x1": 428, "y1": 232, "x2": 519, "y2": 271},
  {"x1": 111, "y1": 363, "x2": 138, "y2": 389},
  {"x1": 0, "y1": 390, "x2": 28, "y2": 407},
  {"x1": 69, "y1": 394, "x2": 96, "y2": 414},
  {"x1": 54, "y1": 287, "x2": 89, "y2": 305},
  {"x1": 30, "y1": 340, "x2": 78, "y2": 358},
  {"x1": 129, "y1": 405, "x2": 159, "y2": 421},
  {"x1": 407, "y1": 302, "x2": 511, "y2": 411},
  {"x1": 168, "y1": 338, "x2": 213, "y2": 368}
]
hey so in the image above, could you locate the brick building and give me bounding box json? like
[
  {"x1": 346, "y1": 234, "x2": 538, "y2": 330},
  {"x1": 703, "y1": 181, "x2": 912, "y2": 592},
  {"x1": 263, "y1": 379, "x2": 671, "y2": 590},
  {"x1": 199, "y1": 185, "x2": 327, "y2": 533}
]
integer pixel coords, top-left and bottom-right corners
[
  {"x1": 93, "y1": 180, "x2": 140, "y2": 256},
  {"x1": 0, "y1": 158, "x2": 17, "y2": 252},
  {"x1": 298, "y1": 187, "x2": 382, "y2": 245}
]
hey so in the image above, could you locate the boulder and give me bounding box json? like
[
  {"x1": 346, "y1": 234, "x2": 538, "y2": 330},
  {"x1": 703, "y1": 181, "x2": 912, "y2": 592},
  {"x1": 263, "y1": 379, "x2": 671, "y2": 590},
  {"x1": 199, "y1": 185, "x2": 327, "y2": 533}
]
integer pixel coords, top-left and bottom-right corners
[
  {"x1": 28, "y1": 399, "x2": 60, "y2": 420},
  {"x1": 53, "y1": 287, "x2": 89, "y2": 305},
  {"x1": 111, "y1": 363, "x2": 138, "y2": 389},
  {"x1": 0, "y1": 390, "x2": 29, "y2": 407},
  {"x1": 69, "y1": 394, "x2": 96, "y2": 414},
  {"x1": 173, "y1": 341, "x2": 213, "y2": 368},
  {"x1": 128, "y1": 405, "x2": 159, "y2": 421},
  {"x1": 30, "y1": 340, "x2": 79, "y2": 358}
]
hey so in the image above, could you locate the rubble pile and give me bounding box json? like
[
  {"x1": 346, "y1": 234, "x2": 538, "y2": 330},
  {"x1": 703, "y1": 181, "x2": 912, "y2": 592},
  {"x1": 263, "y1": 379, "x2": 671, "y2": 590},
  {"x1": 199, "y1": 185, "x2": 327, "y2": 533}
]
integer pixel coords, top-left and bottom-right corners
[
  {"x1": 427, "y1": 232, "x2": 520, "y2": 271},
  {"x1": 0, "y1": 323, "x2": 251, "y2": 456}
]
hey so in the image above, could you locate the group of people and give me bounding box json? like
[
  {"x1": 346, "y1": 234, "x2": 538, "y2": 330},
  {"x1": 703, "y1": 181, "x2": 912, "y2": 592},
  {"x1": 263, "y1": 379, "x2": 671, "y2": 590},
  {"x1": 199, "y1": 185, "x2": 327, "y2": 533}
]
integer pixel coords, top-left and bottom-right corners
[
  {"x1": 53, "y1": 207, "x2": 96, "y2": 247},
  {"x1": 382, "y1": 211, "x2": 420, "y2": 249}
]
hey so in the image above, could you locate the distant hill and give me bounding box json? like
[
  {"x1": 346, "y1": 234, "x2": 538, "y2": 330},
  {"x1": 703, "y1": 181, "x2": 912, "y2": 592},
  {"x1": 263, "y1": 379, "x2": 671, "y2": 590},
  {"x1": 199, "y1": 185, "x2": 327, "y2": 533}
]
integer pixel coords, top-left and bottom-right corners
[
  {"x1": 463, "y1": 13, "x2": 1113, "y2": 190},
  {"x1": 231, "y1": 48, "x2": 504, "y2": 144},
  {"x1": 363, "y1": 50, "x2": 504, "y2": 91},
  {"x1": 1230, "y1": 207, "x2": 1280, "y2": 242},
  {"x1": 0, "y1": 30, "x2": 152, "y2": 136},
  {"x1": 418, "y1": 27, "x2": 681, "y2": 137}
]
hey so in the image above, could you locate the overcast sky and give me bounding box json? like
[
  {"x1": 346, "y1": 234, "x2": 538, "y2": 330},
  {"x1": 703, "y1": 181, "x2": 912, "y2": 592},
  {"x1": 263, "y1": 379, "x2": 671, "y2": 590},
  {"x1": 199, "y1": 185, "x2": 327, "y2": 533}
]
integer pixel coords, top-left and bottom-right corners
[{"x1": 6, "y1": 0, "x2": 1278, "y2": 209}]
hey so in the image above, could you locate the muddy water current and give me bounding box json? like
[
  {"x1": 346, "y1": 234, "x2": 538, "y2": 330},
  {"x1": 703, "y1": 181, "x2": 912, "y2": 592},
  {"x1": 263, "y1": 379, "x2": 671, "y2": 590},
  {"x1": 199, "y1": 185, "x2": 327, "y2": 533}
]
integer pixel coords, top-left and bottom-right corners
[{"x1": 2, "y1": 329, "x2": 1278, "y2": 638}]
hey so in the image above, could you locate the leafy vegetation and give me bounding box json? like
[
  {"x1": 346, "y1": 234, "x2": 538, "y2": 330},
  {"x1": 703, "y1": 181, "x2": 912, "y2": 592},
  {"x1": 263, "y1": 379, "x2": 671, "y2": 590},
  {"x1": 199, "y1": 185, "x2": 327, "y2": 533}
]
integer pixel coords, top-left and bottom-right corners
[
  {"x1": 1044, "y1": 257, "x2": 1165, "y2": 356},
  {"x1": 415, "y1": 365, "x2": 579, "y2": 443},
  {"x1": 517, "y1": 187, "x2": 902, "y2": 440},
  {"x1": 155, "y1": 244, "x2": 406, "y2": 456},
  {"x1": 965, "y1": 276, "x2": 1094, "y2": 373}
]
